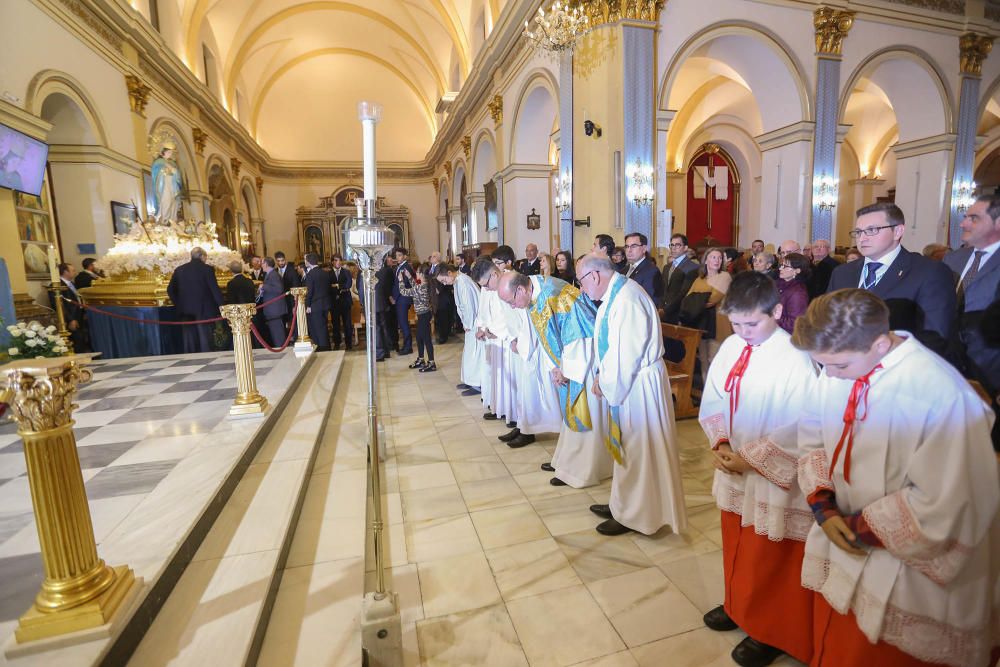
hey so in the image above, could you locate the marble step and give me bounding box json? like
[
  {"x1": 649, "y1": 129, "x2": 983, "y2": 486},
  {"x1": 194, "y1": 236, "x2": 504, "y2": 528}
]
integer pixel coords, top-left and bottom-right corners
[{"x1": 126, "y1": 351, "x2": 346, "y2": 666}]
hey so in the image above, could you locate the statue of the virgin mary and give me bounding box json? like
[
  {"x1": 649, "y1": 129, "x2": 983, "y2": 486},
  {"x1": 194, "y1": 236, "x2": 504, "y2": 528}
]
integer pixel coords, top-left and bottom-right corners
[{"x1": 150, "y1": 135, "x2": 183, "y2": 223}]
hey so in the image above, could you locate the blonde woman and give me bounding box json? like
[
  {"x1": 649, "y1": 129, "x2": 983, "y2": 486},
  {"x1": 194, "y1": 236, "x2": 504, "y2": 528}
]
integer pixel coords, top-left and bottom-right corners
[
  {"x1": 682, "y1": 247, "x2": 732, "y2": 367},
  {"x1": 538, "y1": 253, "x2": 555, "y2": 277}
]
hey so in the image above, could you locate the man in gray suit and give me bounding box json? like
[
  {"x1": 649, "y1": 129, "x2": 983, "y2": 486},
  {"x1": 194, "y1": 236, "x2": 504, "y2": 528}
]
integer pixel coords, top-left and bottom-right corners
[
  {"x1": 944, "y1": 194, "x2": 1000, "y2": 450},
  {"x1": 259, "y1": 256, "x2": 288, "y2": 347}
]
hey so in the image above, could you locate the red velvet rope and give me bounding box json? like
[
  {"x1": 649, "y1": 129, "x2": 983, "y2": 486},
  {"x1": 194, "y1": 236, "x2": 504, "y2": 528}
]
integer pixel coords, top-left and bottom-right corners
[
  {"x1": 249, "y1": 308, "x2": 298, "y2": 352},
  {"x1": 64, "y1": 291, "x2": 290, "y2": 325}
]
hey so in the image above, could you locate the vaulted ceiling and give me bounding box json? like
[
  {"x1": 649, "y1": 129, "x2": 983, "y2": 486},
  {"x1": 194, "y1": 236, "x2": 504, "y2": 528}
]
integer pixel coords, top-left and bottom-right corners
[{"x1": 168, "y1": 0, "x2": 507, "y2": 162}]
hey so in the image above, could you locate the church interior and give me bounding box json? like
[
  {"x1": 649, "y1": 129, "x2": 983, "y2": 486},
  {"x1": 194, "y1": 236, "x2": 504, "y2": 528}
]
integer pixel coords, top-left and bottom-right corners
[{"x1": 0, "y1": 0, "x2": 998, "y2": 665}]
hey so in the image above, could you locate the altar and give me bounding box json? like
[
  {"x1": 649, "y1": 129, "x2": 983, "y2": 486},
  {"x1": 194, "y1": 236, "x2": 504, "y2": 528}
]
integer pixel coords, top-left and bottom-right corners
[{"x1": 295, "y1": 186, "x2": 411, "y2": 260}]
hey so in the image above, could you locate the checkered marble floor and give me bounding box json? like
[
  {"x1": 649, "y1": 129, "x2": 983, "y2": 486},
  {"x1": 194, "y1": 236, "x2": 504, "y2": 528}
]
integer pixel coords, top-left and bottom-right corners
[{"x1": 0, "y1": 350, "x2": 293, "y2": 638}]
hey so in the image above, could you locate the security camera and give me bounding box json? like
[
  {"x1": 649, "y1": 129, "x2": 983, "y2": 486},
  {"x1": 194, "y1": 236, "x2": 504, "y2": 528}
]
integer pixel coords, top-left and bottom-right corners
[{"x1": 584, "y1": 120, "x2": 602, "y2": 138}]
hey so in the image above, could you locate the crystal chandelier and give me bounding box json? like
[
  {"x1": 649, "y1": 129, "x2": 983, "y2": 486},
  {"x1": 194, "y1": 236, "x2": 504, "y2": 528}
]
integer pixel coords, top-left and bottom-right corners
[
  {"x1": 953, "y1": 179, "x2": 977, "y2": 213},
  {"x1": 555, "y1": 169, "x2": 572, "y2": 212},
  {"x1": 813, "y1": 173, "x2": 839, "y2": 212},
  {"x1": 524, "y1": 1, "x2": 589, "y2": 54},
  {"x1": 626, "y1": 158, "x2": 654, "y2": 208}
]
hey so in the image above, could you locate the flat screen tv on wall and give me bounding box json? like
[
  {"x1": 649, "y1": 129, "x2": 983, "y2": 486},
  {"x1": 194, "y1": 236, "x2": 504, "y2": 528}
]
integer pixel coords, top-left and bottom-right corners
[{"x1": 0, "y1": 123, "x2": 49, "y2": 197}]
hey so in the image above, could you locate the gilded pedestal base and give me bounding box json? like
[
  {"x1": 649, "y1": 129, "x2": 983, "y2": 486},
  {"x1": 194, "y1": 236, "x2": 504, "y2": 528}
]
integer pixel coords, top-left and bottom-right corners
[
  {"x1": 228, "y1": 393, "x2": 269, "y2": 418},
  {"x1": 14, "y1": 565, "x2": 138, "y2": 643}
]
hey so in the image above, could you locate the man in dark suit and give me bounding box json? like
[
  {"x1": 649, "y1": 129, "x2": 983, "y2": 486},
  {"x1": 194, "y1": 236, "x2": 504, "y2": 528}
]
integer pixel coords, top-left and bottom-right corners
[
  {"x1": 807, "y1": 239, "x2": 840, "y2": 299},
  {"x1": 274, "y1": 251, "x2": 300, "y2": 330},
  {"x1": 259, "y1": 256, "x2": 288, "y2": 347},
  {"x1": 827, "y1": 202, "x2": 956, "y2": 355},
  {"x1": 659, "y1": 233, "x2": 700, "y2": 324},
  {"x1": 623, "y1": 232, "x2": 662, "y2": 303},
  {"x1": 225, "y1": 261, "x2": 256, "y2": 304},
  {"x1": 50, "y1": 263, "x2": 88, "y2": 352},
  {"x1": 248, "y1": 255, "x2": 264, "y2": 282},
  {"x1": 167, "y1": 247, "x2": 224, "y2": 353},
  {"x1": 392, "y1": 247, "x2": 415, "y2": 355},
  {"x1": 73, "y1": 258, "x2": 101, "y2": 290},
  {"x1": 428, "y1": 251, "x2": 454, "y2": 344},
  {"x1": 358, "y1": 255, "x2": 395, "y2": 360},
  {"x1": 303, "y1": 252, "x2": 331, "y2": 351},
  {"x1": 943, "y1": 194, "x2": 1000, "y2": 450},
  {"x1": 516, "y1": 244, "x2": 541, "y2": 275},
  {"x1": 329, "y1": 255, "x2": 354, "y2": 350}
]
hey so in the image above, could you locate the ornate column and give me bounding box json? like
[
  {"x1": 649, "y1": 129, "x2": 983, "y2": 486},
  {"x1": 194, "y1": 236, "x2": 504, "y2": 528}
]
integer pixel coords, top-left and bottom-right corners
[
  {"x1": 289, "y1": 287, "x2": 313, "y2": 353},
  {"x1": 0, "y1": 357, "x2": 138, "y2": 645},
  {"x1": 809, "y1": 7, "x2": 854, "y2": 242},
  {"x1": 950, "y1": 33, "x2": 994, "y2": 247},
  {"x1": 467, "y1": 192, "x2": 486, "y2": 245},
  {"x1": 559, "y1": 52, "x2": 574, "y2": 251},
  {"x1": 447, "y1": 206, "x2": 462, "y2": 254},
  {"x1": 219, "y1": 304, "x2": 269, "y2": 417}
]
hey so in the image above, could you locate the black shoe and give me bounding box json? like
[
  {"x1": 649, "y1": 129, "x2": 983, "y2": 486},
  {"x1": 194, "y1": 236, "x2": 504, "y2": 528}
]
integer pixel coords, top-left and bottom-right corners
[
  {"x1": 589, "y1": 504, "x2": 613, "y2": 519},
  {"x1": 461, "y1": 388, "x2": 481, "y2": 396},
  {"x1": 731, "y1": 637, "x2": 784, "y2": 667},
  {"x1": 483, "y1": 412, "x2": 499, "y2": 420},
  {"x1": 408, "y1": 358, "x2": 425, "y2": 369},
  {"x1": 506, "y1": 434, "x2": 536, "y2": 448},
  {"x1": 456, "y1": 383, "x2": 470, "y2": 390},
  {"x1": 540, "y1": 462, "x2": 554, "y2": 472},
  {"x1": 498, "y1": 428, "x2": 521, "y2": 442},
  {"x1": 703, "y1": 605, "x2": 738, "y2": 632},
  {"x1": 506, "y1": 421, "x2": 517, "y2": 428},
  {"x1": 419, "y1": 362, "x2": 437, "y2": 373},
  {"x1": 400, "y1": 347, "x2": 413, "y2": 355},
  {"x1": 596, "y1": 518, "x2": 633, "y2": 536},
  {"x1": 549, "y1": 477, "x2": 567, "y2": 486}
]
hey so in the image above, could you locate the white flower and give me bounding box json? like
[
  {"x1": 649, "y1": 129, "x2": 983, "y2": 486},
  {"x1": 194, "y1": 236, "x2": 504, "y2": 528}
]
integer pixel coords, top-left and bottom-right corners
[
  {"x1": 24, "y1": 339, "x2": 38, "y2": 348},
  {"x1": 6, "y1": 325, "x2": 16, "y2": 334},
  {"x1": 7, "y1": 348, "x2": 18, "y2": 355},
  {"x1": 29, "y1": 322, "x2": 42, "y2": 331},
  {"x1": 45, "y1": 325, "x2": 56, "y2": 334},
  {"x1": 23, "y1": 330, "x2": 36, "y2": 338}
]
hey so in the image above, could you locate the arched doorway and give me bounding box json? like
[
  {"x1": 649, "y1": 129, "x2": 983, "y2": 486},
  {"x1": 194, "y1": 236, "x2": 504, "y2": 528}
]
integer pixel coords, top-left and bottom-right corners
[
  {"x1": 221, "y1": 208, "x2": 237, "y2": 249},
  {"x1": 685, "y1": 144, "x2": 740, "y2": 247}
]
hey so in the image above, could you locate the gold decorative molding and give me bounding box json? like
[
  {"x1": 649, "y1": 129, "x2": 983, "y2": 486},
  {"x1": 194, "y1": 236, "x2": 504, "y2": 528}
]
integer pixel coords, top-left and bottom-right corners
[
  {"x1": 487, "y1": 94, "x2": 503, "y2": 127},
  {"x1": 124, "y1": 74, "x2": 151, "y2": 117},
  {"x1": 192, "y1": 127, "x2": 208, "y2": 155},
  {"x1": 1, "y1": 361, "x2": 90, "y2": 432},
  {"x1": 56, "y1": 0, "x2": 123, "y2": 53},
  {"x1": 256, "y1": 175, "x2": 264, "y2": 195},
  {"x1": 960, "y1": 33, "x2": 994, "y2": 75},
  {"x1": 432, "y1": 177, "x2": 440, "y2": 196},
  {"x1": 580, "y1": 0, "x2": 664, "y2": 26},
  {"x1": 444, "y1": 162, "x2": 453, "y2": 180},
  {"x1": 461, "y1": 135, "x2": 472, "y2": 159},
  {"x1": 231, "y1": 157, "x2": 242, "y2": 179},
  {"x1": 814, "y1": 7, "x2": 855, "y2": 56},
  {"x1": 880, "y1": 0, "x2": 962, "y2": 14},
  {"x1": 704, "y1": 143, "x2": 721, "y2": 155}
]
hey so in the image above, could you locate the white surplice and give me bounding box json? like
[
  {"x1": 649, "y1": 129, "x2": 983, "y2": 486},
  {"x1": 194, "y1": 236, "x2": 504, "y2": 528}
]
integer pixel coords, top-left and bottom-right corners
[
  {"x1": 698, "y1": 329, "x2": 818, "y2": 541},
  {"x1": 797, "y1": 333, "x2": 999, "y2": 667},
  {"x1": 454, "y1": 273, "x2": 484, "y2": 389},
  {"x1": 511, "y1": 301, "x2": 563, "y2": 435},
  {"x1": 474, "y1": 288, "x2": 499, "y2": 413},
  {"x1": 595, "y1": 275, "x2": 687, "y2": 535},
  {"x1": 477, "y1": 285, "x2": 519, "y2": 422}
]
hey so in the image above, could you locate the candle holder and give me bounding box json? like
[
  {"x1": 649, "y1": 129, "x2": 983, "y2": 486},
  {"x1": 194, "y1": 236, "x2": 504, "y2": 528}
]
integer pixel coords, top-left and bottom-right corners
[{"x1": 47, "y1": 282, "x2": 72, "y2": 348}]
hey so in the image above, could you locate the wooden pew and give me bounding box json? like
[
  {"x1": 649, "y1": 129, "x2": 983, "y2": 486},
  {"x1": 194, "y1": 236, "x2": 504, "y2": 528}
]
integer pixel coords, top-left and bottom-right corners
[{"x1": 661, "y1": 322, "x2": 702, "y2": 420}]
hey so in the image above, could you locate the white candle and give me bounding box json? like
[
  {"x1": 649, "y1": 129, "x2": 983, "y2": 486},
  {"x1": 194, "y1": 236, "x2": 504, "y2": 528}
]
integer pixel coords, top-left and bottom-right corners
[
  {"x1": 47, "y1": 244, "x2": 60, "y2": 284},
  {"x1": 357, "y1": 102, "x2": 382, "y2": 203}
]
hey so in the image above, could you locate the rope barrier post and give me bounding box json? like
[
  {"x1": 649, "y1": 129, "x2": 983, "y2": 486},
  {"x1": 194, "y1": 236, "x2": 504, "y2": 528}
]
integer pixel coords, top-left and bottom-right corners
[
  {"x1": 289, "y1": 287, "x2": 313, "y2": 354},
  {"x1": 220, "y1": 304, "x2": 269, "y2": 419},
  {"x1": 0, "y1": 356, "x2": 140, "y2": 649},
  {"x1": 47, "y1": 282, "x2": 72, "y2": 348}
]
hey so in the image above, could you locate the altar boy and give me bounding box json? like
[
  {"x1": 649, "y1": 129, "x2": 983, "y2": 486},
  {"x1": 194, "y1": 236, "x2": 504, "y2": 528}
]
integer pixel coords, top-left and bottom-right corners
[
  {"x1": 698, "y1": 272, "x2": 818, "y2": 667},
  {"x1": 792, "y1": 289, "x2": 999, "y2": 667}
]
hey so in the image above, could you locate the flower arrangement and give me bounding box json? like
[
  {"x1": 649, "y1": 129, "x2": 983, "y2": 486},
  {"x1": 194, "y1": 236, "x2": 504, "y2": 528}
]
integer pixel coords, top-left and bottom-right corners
[
  {"x1": 95, "y1": 218, "x2": 243, "y2": 278},
  {"x1": 6, "y1": 321, "x2": 70, "y2": 360}
]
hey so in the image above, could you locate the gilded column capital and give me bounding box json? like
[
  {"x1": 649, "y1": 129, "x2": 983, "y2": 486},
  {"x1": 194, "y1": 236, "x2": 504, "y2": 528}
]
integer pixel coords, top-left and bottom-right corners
[
  {"x1": 432, "y1": 177, "x2": 440, "y2": 196},
  {"x1": 220, "y1": 303, "x2": 256, "y2": 333},
  {"x1": 581, "y1": 0, "x2": 664, "y2": 26},
  {"x1": 814, "y1": 7, "x2": 855, "y2": 56},
  {"x1": 192, "y1": 127, "x2": 208, "y2": 155},
  {"x1": 255, "y1": 175, "x2": 264, "y2": 195},
  {"x1": 960, "y1": 33, "x2": 994, "y2": 76},
  {"x1": 0, "y1": 359, "x2": 92, "y2": 432},
  {"x1": 461, "y1": 135, "x2": 472, "y2": 159},
  {"x1": 124, "y1": 74, "x2": 151, "y2": 117},
  {"x1": 487, "y1": 94, "x2": 503, "y2": 128},
  {"x1": 230, "y1": 157, "x2": 242, "y2": 179},
  {"x1": 443, "y1": 162, "x2": 452, "y2": 180}
]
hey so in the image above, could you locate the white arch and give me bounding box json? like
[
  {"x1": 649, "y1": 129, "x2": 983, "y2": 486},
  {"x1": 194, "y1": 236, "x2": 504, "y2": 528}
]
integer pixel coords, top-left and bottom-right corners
[
  {"x1": 451, "y1": 159, "x2": 468, "y2": 204},
  {"x1": 471, "y1": 129, "x2": 497, "y2": 191},
  {"x1": 26, "y1": 70, "x2": 109, "y2": 146},
  {"x1": 240, "y1": 177, "x2": 260, "y2": 218},
  {"x1": 507, "y1": 68, "x2": 560, "y2": 163}
]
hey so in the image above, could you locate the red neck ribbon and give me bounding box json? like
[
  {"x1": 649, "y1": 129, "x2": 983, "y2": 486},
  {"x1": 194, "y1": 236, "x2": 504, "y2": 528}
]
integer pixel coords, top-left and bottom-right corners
[
  {"x1": 724, "y1": 344, "x2": 754, "y2": 426},
  {"x1": 830, "y1": 364, "x2": 883, "y2": 484}
]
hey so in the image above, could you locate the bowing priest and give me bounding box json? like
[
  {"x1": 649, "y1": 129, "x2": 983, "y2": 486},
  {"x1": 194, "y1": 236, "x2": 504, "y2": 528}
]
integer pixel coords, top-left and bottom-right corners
[
  {"x1": 497, "y1": 271, "x2": 611, "y2": 488},
  {"x1": 436, "y1": 264, "x2": 484, "y2": 395},
  {"x1": 578, "y1": 253, "x2": 687, "y2": 537}
]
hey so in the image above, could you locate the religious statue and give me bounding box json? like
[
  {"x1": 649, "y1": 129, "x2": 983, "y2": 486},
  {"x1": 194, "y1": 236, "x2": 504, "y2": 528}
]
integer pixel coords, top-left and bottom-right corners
[{"x1": 151, "y1": 141, "x2": 183, "y2": 223}]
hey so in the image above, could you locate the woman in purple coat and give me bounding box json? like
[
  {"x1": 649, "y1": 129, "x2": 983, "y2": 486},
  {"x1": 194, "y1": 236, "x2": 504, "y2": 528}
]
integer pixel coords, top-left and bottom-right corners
[{"x1": 776, "y1": 252, "x2": 810, "y2": 334}]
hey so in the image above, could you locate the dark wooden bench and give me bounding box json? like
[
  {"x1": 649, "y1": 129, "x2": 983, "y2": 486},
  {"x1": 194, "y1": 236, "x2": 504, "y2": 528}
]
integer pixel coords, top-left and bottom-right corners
[{"x1": 661, "y1": 322, "x2": 702, "y2": 420}]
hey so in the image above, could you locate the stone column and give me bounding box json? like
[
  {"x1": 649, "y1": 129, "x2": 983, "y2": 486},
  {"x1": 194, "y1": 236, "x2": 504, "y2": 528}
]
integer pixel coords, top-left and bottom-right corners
[
  {"x1": 435, "y1": 215, "x2": 448, "y2": 256},
  {"x1": 950, "y1": 33, "x2": 994, "y2": 247},
  {"x1": 559, "y1": 52, "x2": 574, "y2": 251},
  {"x1": 493, "y1": 173, "x2": 505, "y2": 245},
  {"x1": 809, "y1": 7, "x2": 854, "y2": 242},
  {"x1": 655, "y1": 111, "x2": 675, "y2": 255},
  {"x1": 622, "y1": 20, "x2": 656, "y2": 241},
  {"x1": 447, "y1": 206, "x2": 462, "y2": 255},
  {"x1": 467, "y1": 192, "x2": 486, "y2": 246}
]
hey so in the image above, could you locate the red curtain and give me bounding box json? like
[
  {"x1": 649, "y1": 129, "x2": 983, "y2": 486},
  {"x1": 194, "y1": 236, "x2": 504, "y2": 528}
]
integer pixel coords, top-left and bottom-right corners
[{"x1": 685, "y1": 152, "x2": 736, "y2": 247}]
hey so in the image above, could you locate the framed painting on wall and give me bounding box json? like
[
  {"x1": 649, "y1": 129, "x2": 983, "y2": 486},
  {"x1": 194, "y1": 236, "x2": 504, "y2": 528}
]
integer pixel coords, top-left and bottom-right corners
[
  {"x1": 14, "y1": 180, "x2": 55, "y2": 280},
  {"x1": 111, "y1": 201, "x2": 138, "y2": 236},
  {"x1": 304, "y1": 225, "x2": 324, "y2": 257}
]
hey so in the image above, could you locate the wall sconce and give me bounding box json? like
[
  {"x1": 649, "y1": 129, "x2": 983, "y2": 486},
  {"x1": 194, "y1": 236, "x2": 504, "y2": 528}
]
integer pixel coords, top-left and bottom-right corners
[
  {"x1": 555, "y1": 169, "x2": 571, "y2": 212},
  {"x1": 953, "y1": 179, "x2": 977, "y2": 213},
  {"x1": 626, "y1": 158, "x2": 654, "y2": 207},
  {"x1": 584, "y1": 119, "x2": 602, "y2": 138},
  {"x1": 813, "y1": 173, "x2": 839, "y2": 212}
]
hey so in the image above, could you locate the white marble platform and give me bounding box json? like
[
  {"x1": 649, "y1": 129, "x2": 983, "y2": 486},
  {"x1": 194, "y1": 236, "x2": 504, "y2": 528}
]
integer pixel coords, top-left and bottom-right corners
[{"x1": 0, "y1": 348, "x2": 319, "y2": 666}]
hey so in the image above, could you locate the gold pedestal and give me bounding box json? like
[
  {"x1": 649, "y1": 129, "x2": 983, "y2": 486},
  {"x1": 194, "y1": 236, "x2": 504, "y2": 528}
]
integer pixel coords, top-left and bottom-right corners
[
  {"x1": 289, "y1": 286, "x2": 313, "y2": 352},
  {"x1": 220, "y1": 304, "x2": 269, "y2": 418},
  {"x1": 0, "y1": 357, "x2": 139, "y2": 645}
]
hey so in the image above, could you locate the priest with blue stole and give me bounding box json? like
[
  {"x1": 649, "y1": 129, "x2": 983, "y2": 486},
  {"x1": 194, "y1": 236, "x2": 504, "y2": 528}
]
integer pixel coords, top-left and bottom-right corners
[{"x1": 497, "y1": 271, "x2": 612, "y2": 488}]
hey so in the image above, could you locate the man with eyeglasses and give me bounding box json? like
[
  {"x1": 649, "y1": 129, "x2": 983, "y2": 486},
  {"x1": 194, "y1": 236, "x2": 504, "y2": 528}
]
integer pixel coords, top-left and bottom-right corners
[
  {"x1": 659, "y1": 233, "x2": 700, "y2": 324},
  {"x1": 827, "y1": 202, "x2": 955, "y2": 355},
  {"x1": 622, "y1": 232, "x2": 662, "y2": 303}
]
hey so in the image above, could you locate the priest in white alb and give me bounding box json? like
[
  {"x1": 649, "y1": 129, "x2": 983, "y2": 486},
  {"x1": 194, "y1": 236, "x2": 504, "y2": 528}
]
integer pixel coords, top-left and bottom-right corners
[
  {"x1": 436, "y1": 264, "x2": 483, "y2": 395},
  {"x1": 470, "y1": 254, "x2": 519, "y2": 427},
  {"x1": 578, "y1": 253, "x2": 687, "y2": 536}
]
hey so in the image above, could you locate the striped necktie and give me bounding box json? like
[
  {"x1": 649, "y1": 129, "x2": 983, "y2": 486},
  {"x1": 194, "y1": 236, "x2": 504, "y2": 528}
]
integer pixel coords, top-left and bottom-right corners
[
  {"x1": 957, "y1": 251, "x2": 986, "y2": 303},
  {"x1": 862, "y1": 262, "x2": 882, "y2": 290}
]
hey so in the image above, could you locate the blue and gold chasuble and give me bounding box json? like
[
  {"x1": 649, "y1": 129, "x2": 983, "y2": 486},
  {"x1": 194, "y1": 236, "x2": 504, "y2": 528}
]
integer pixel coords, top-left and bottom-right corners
[
  {"x1": 595, "y1": 273, "x2": 627, "y2": 465},
  {"x1": 526, "y1": 276, "x2": 597, "y2": 433}
]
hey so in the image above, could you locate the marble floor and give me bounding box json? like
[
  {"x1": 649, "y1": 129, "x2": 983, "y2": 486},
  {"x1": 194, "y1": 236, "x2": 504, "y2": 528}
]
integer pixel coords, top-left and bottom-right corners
[{"x1": 266, "y1": 341, "x2": 806, "y2": 667}]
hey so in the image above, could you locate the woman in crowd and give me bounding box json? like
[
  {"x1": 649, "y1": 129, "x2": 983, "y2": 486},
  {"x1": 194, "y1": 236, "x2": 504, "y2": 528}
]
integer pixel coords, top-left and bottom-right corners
[
  {"x1": 752, "y1": 251, "x2": 779, "y2": 280},
  {"x1": 776, "y1": 252, "x2": 811, "y2": 334},
  {"x1": 553, "y1": 250, "x2": 578, "y2": 286},
  {"x1": 399, "y1": 262, "x2": 437, "y2": 373},
  {"x1": 611, "y1": 246, "x2": 628, "y2": 273},
  {"x1": 844, "y1": 247, "x2": 863, "y2": 262},
  {"x1": 684, "y1": 247, "x2": 732, "y2": 368},
  {"x1": 539, "y1": 253, "x2": 555, "y2": 278}
]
